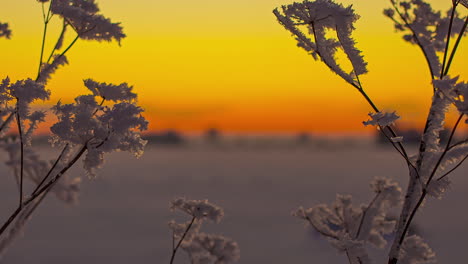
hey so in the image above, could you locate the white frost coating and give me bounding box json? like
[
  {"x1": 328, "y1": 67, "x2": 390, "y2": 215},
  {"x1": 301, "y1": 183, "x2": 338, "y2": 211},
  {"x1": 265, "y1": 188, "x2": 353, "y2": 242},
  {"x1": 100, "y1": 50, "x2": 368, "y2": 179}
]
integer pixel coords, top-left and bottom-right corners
[
  {"x1": 184, "y1": 233, "x2": 241, "y2": 264},
  {"x1": 400, "y1": 235, "x2": 437, "y2": 264},
  {"x1": 330, "y1": 233, "x2": 372, "y2": 264},
  {"x1": 391, "y1": 136, "x2": 404, "y2": 143},
  {"x1": 363, "y1": 111, "x2": 400, "y2": 127},
  {"x1": 439, "y1": 142, "x2": 468, "y2": 172},
  {"x1": 273, "y1": 0, "x2": 367, "y2": 85}
]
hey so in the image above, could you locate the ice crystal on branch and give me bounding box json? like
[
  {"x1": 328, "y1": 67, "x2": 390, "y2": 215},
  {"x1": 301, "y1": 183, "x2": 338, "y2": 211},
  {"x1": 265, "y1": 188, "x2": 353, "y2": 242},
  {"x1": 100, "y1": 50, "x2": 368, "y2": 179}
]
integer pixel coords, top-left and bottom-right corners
[
  {"x1": 273, "y1": 0, "x2": 367, "y2": 85},
  {"x1": 363, "y1": 111, "x2": 400, "y2": 127},
  {"x1": 0, "y1": 22, "x2": 11, "y2": 39}
]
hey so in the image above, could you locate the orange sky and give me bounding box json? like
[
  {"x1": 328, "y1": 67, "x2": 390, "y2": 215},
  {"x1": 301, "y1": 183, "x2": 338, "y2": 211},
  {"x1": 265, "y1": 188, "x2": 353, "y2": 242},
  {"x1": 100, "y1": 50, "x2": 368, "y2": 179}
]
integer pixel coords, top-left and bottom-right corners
[{"x1": 0, "y1": 0, "x2": 467, "y2": 135}]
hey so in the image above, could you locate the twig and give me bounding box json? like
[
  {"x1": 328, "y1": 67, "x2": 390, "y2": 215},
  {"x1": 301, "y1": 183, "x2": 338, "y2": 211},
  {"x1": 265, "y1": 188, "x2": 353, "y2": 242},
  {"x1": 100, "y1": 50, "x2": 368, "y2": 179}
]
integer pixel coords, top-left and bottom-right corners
[
  {"x1": 31, "y1": 144, "x2": 69, "y2": 196},
  {"x1": 169, "y1": 216, "x2": 196, "y2": 264}
]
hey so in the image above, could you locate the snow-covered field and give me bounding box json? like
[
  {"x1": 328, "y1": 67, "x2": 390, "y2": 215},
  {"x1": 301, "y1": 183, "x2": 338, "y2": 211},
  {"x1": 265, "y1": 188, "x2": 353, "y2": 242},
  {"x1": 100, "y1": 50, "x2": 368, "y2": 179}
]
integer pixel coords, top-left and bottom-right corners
[{"x1": 0, "y1": 144, "x2": 466, "y2": 263}]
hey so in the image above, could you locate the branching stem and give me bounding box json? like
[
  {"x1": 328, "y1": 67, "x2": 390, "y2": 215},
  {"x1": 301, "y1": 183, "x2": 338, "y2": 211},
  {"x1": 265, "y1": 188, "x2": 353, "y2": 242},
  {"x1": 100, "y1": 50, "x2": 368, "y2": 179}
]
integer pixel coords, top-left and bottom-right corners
[{"x1": 169, "y1": 216, "x2": 196, "y2": 264}]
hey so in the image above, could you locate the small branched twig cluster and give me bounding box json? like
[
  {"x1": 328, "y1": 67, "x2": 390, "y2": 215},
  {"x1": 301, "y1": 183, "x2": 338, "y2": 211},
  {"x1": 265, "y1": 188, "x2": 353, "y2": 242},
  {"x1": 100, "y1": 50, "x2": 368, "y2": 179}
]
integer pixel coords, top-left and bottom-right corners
[
  {"x1": 274, "y1": 0, "x2": 468, "y2": 263},
  {"x1": 168, "y1": 198, "x2": 240, "y2": 264},
  {"x1": 0, "y1": 0, "x2": 147, "y2": 258}
]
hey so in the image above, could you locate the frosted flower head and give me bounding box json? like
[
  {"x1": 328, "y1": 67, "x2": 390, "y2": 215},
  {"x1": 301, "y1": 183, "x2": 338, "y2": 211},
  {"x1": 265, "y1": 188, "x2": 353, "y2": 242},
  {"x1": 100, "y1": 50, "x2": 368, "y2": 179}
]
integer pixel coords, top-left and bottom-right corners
[
  {"x1": 50, "y1": 79, "x2": 148, "y2": 176},
  {"x1": 385, "y1": 0, "x2": 467, "y2": 76},
  {"x1": 51, "y1": 0, "x2": 126, "y2": 44},
  {"x1": 184, "y1": 233, "x2": 240, "y2": 264},
  {"x1": 171, "y1": 198, "x2": 224, "y2": 223},
  {"x1": 400, "y1": 235, "x2": 437, "y2": 264},
  {"x1": 0, "y1": 78, "x2": 51, "y2": 119},
  {"x1": 84, "y1": 79, "x2": 136, "y2": 102},
  {"x1": 273, "y1": 0, "x2": 367, "y2": 85},
  {"x1": 363, "y1": 111, "x2": 400, "y2": 127},
  {"x1": 0, "y1": 22, "x2": 12, "y2": 39},
  {"x1": 370, "y1": 177, "x2": 402, "y2": 207}
]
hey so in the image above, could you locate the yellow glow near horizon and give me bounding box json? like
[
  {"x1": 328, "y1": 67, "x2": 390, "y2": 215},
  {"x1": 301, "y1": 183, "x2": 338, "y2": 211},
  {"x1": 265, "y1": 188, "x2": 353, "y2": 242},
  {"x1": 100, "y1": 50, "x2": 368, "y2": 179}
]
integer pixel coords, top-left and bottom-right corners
[{"x1": 0, "y1": 0, "x2": 467, "y2": 134}]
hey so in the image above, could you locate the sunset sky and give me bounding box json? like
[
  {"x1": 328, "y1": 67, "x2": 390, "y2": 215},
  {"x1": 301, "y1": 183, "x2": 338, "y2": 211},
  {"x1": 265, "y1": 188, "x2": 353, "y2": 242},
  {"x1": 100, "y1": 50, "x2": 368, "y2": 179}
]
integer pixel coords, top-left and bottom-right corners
[{"x1": 0, "y1": 0, "x2": 467, "y2": 135}]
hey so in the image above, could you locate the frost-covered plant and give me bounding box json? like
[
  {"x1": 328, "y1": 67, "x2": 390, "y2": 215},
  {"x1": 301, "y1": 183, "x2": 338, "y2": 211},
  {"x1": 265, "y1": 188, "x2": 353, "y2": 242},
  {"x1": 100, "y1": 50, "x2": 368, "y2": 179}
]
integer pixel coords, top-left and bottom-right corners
[
  {"x1": 168, "y1": 198, "x2": 240, "y2": 264},
  {"x1": 0, "y1": 0, "x2": 147, "y2": 258},
  {"x1": 274, "y1": 0, "x2": 468, "y2": 263}
]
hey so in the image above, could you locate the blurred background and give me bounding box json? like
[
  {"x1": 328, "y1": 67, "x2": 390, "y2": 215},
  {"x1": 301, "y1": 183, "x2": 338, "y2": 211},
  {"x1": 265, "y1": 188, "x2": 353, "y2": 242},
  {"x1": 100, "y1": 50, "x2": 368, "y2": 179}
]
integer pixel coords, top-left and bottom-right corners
[{"x1": 0, "y1": 0, "x2": 467, "y2": 263}]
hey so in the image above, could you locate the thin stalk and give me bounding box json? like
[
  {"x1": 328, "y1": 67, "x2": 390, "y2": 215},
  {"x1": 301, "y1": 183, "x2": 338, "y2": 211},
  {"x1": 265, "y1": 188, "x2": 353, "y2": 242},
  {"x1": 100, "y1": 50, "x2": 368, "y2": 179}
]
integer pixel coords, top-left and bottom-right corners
[
  {"x1": 443, "y1": 16, "x2": 468, "y2": 77},
  {"x1": 55, "y1": 34, "x2": 79, "y2": 62},
  {"x1": 46, "y1": 21, "x2": 68, "y2": 64},
  {"x1": 170, "y1": 216, "x2": 196, "y2": 264},
  {"x1": 25, "y1": 144, "x2": 87, "y2": 204},
  {"x1": 36, "y1": 2, "x2": 53, "y2": 80},
  {"x1": 15, "y1": 106, "x2": 24, "y2": 208},
  {"x1": 355, "y1": 191, "x2": 380, "y2": 239},
  {"x1": 440, "y1": 4, "x2": 458, "y2": 79}
]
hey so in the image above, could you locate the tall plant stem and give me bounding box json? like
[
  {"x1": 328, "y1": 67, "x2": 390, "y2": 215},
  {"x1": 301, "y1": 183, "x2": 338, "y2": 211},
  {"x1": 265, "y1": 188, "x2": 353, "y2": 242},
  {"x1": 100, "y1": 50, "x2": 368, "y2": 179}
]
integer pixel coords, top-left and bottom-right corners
[
  {"x1": 388, "y1": 113, "x2": 463, "y2": 264},
  {"x1": 36, "y1": 3, "x2": 53, "y2": 80},
  {"x1": 440, "y1": 4, "x2": 458, "y2": 79},
  {"x1": 15, "y1": 105, "x2": 24, "y2": 208},
  {"x1": 0, "y1": 144, "x2": 87, "y2": 237},
  {"x1": 169, "y1": 216, "x2": 196, "y2": 264},
  {"x1": 443, "y1": 16, "x2": 468, "y2": 77}
]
